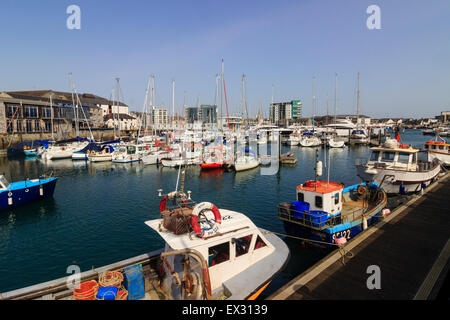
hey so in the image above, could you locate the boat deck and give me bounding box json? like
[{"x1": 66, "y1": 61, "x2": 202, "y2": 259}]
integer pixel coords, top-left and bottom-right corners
[{"x1": 268, "y1": 173, "x2": 450, "y2": 300}]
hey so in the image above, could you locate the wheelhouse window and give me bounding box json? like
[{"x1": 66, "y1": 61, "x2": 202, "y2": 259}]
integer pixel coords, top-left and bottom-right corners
[
  {"x1": 234, "y1": 235, "x2": 253, "y2": 257},
  {"x1": 381, "y1": 152, "x2": 395, "y2": 162},
  {"x1": 127, "y1": 146, "x2": 136, "y2": 154},
  {"x1": 254, "y1": 235, "x2": 267, "y2": 250},
  {"x1": 334, "y1": 193, "x2": 340, "y2": 205},
  {"x1": 297, "y1": 192, "x2": 304, "y2": 202},
  {"x1": 370, "y1": 151, "x2": 380, "y2": 161},
  {"x1": 208, "y1": 242, "x2": 230, "y2": 267},
  {"x1": 397, "y1": 152, "x2": 410, "y2": 164},
  {"x1": 315, "y1": 196, "x2": 323, "y2": 208}
]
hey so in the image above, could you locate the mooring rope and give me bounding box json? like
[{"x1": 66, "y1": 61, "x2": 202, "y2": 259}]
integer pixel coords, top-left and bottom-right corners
[{"x1": 263, "y1": 230, "x2": 354, "y2": 265}]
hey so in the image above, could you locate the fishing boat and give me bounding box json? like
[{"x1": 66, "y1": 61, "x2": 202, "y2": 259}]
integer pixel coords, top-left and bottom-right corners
[
  {"x1": 277, "y1": 154, "x2": 387, "y2": 246},
  {"x1": 356, "y1": 138, "x2": 441, "y2": 194},
  {"x1": 423, "y1": 138, "x2": 450, "y2": 166},
  {"x1": 277, "y1": 180, "x2": 387, "y2": 246},
  {"x1": 0, "y1": 188, "x2": 289, "y2": 300},
  {"x1": 0, "y1": 174, "x2": 57, "y2": 210}
]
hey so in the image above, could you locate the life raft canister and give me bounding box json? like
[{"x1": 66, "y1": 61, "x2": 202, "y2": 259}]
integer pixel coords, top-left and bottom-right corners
[
  {"x1": 305, "y1": 180, "x2": 320, "y2": 188},
  {"x1": 159, "y1": 195, "x2": 168, "y2": 213},
  {"x1": 191, "y1": 202, "x2": 221, "y2": 238}
]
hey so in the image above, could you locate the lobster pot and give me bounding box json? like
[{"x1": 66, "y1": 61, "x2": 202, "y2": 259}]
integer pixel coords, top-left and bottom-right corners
[
  {"x1": 162, "y1": 211, "x2": 191, "y2": 235},
  {"x1": 123, "y1": 265, "x2": 145, "y2": 300}
]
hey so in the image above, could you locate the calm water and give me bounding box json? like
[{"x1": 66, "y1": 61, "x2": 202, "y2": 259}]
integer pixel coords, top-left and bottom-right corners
[{"x1": 0, "y1": 129, "x2": 439, "y2": 296}]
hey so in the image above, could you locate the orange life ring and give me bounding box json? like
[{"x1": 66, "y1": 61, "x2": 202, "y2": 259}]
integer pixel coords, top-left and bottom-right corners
[
  {"x1": 305, "y1": 180, "x2": 320, "y2": 188},
  {"x1": 190, "y1": 202, "x2": 221, "y2": 238}
]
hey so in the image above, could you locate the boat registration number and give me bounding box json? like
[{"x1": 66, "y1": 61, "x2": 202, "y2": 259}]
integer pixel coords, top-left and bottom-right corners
[{"x1": 332, "y1": 229, "x2": 351, "y2": 240}]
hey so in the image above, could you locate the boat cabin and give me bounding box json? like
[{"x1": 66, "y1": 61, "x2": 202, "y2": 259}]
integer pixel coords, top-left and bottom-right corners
[
  {"x1": 367, "y1": 145, "x2": 419, "y2": 171},
  {"x1": 295, "y1": 180, "x2": 343, "y2": 217},
  {"x1": 145, "y1": 207, "x2": 274, "y2": 298},
  {"x1": 423, "y1": 141, "x2": 449, "y2": 154}
]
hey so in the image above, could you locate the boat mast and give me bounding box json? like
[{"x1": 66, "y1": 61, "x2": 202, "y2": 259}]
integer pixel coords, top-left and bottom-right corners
[
  {"x1": 220, "y1": 59, "x2": 224, "y2": 133},
  {"x1": 138, "y1": 77, "x2": 151, "y2": 141},
  {"x1": 241, "y1": 74, "x2": 245, "y2": 129},
  {"x1": 312, "y1": 76, "x2": 316, "y2": 128},
  {"x1": 68, "y1": 73, "x2": 79, "y2": 137},
  {"x1": 334, "y1": 73, "x2": 337, "y2": 133},
  {"x1": 172, "y1": 79, "x2": 175, "y2": 130},
  {"x1": 50, "y1": 93, "x2": 54, "y2": 141},
  {"x1": 111, "y1": 87, "x2": 116, "y2": 138},
  {"x1": 115, "y1": 78, "x2": 121, "y2": 141},
  {"x1": 357, "y1": 72, "x2": 360, "y2": 129}
]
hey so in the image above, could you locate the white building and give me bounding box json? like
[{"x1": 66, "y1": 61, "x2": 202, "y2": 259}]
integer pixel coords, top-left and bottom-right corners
[
  {"x1": 104, "y1": 113, "x2": 137, "y2": 131},
  {"x1": 100, "y1": 103, "x2": 129, "y2": 118},
  {"x1": 153, "y1": 108, "x2": 168, "y2": 126}
]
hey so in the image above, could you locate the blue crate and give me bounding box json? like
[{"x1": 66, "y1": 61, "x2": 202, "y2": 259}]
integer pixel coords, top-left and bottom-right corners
[
  {"x1": 123, "y1": 265, "x2": 145, "y2": 300},
  {"x1": 97, "y1": 286, "x2": 118, "y2": 300},
  {"x1": 307, "y1": 210, "x2": 328, "y2": 227},
  {"x1": 291, "y1": 201, "x2": 309, "y2": 218}
]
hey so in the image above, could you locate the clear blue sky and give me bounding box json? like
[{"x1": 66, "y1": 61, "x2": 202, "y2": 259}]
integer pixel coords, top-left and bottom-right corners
[{"x1": 0, "y1": 0, "x2": 449, "y2": 119}]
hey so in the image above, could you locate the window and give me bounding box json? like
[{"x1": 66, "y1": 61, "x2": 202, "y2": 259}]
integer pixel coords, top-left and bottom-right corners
[
  {"x1": 7, "y1": 105, "x2": 21, "y2": 118},
  {"x1": 234, "y1": 235, "x2": 253, "y2": 257},
  {"x1": 16, "y1": 120, "x2": 22, "y2": 132},
  {"x1": 334, "y1": 193, "x2": 340, "y2": 205},
  {"x1": 7, "y1": 122, "x2": 13, "y2": 134},
  {"x1": 34, "y1": 120, "x2": 41, "y2": 132},
  {"x1": 297, "y1": 192, "x2": 304, "y2": 202},
  {"x1": 42, "y1": 107, "x2": 52, "y2": 118},
  {"x1": 439, "y1": 145, "x2": 445, "y2": 150},
  {"x1": 26, "y1": 120, "x2": 32, "y2": 133},
  {"x1": 412, "y1": 153, "x2": 417, "y2": 164},
  {"x1": 370, "y1": 151, "x2": 380, "y2": 161},
  {"x1": 24, "y1": 106, "x2": 38, "y2": 118},
  {"x1": 381, "y1": 152, "x2": 395, "y2": 162},
  {"x1": 44, "y1": 120, "x2": 52, "y2": 132},
  {"x1": 397, "y1": 152, "x2": 410, "y2": 164},
  {"x1": 315, "y1": 196, "x2": 323, "y2": 208},
  {"x1": 208, "y1": 242, "x2": 230, "y2": 267},
  {"x1": 254, "y1": 235, "x2": 267, "y2": 250}
]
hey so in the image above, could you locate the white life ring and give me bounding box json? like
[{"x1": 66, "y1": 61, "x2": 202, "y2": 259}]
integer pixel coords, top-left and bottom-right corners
[{"x1": 190, "y1": 202, "x2": 221, "y2": 238}]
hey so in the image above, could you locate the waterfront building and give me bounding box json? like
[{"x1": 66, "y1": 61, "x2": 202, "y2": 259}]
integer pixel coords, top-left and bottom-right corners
[
  {"x1": 270, "y1": 100, "x2": 303, "y2": 125},
  {"x1": 184, "y1": 105, "x2": 217, "y2": 124},
  {"x1": 104, "y1": 113, "x2": 137, "y2": 131},
  {"x1": 153, "y1": 108, "x2": 168, "y2": 127}
]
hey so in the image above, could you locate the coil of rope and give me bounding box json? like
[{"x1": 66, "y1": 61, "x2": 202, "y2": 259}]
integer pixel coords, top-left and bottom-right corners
[{"x1": 99, "y1": 271, "x2": 124, "y2": 287}]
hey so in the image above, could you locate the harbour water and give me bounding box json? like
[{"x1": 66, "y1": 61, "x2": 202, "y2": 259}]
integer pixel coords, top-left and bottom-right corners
[{"x1": 0, "y1": 130, "x2": 441, "y2": 297}]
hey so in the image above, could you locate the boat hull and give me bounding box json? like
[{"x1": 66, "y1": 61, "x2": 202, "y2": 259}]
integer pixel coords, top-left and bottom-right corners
[
  {"x1": 282, "y1": 213, "x2": 381, "y2": 247},
  {"x1": 356, "y1": 163, "x2": 441, "y2": 194},
  {"x1": 0, "y1": 178, "x2": 57, "y2": 211}
]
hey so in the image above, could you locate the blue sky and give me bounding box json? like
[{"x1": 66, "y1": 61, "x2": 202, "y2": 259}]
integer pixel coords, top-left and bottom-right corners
[{"x1": 0, "y1": 0, "x2": 449, "y2": 118}]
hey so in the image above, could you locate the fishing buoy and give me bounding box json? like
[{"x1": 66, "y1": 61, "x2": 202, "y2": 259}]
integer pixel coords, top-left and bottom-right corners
[
  {"x1": 316, "y1": 161, "x2": 323, "y2": 177},
  {"x1": 382, "y1": 208, "x2": 391, "y2": 216}
]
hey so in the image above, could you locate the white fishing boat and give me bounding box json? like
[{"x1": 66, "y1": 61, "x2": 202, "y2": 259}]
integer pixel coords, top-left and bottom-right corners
[
  {"x1": 356, "y1": 138, "x2": 442, "y2": 194},
  {"x1": 0, "y1": 189, "x2": 289, "y2": 300}
]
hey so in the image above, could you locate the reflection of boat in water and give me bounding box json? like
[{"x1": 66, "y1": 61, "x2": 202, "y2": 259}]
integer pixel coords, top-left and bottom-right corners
[
  {"x1": 41, "y1": 158, "x2": 76, "y2": 169},
  {"x1": 199, "y1": 168, "x2": 224, "y2": 178},
  {"x1": 0, "y1": 174, "x2": 57, "y2": 211},
  {"x1": 1, "y1": 188, "x2": 290, "y2": 300}
]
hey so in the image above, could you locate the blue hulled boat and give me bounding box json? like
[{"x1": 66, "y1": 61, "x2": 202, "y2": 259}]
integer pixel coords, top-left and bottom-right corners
[
  {"x1": 277, "y1": 180, "x2": 388, "y2": 247},
  {"x1": 0, "y1": 175, "x2": 58, "y2": 210}
]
